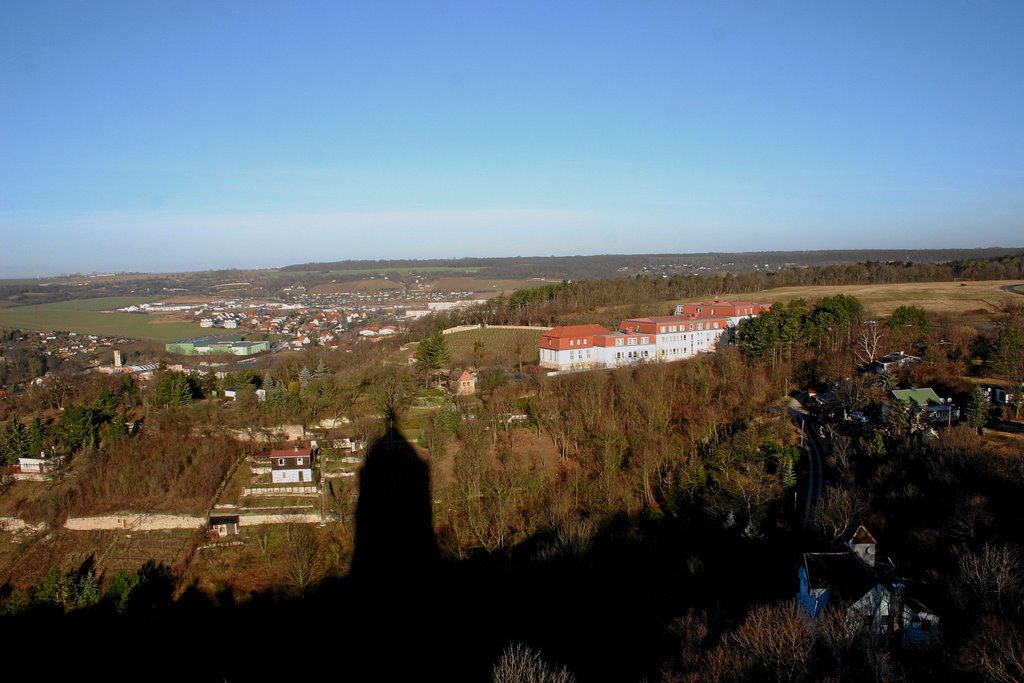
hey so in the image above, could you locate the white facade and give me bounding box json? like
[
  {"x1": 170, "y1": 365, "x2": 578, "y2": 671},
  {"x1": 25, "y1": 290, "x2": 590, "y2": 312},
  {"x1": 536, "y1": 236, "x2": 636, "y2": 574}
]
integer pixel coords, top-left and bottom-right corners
[
  {"x1": 272, "y1": 467, "x2": 313, "y2": 484},
  {"x1": 651, "y1": 326, "x2": 726, "y2": 360},
  {"x1": 270, "y1": 451, "x2": 314, "y2": 484},
  {"x1": 594, "y1": 335, "x2": 657, "y2": 368}
]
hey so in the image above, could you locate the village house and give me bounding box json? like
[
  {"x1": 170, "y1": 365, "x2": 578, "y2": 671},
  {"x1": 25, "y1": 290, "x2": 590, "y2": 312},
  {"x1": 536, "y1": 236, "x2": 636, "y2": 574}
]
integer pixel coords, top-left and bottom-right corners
[
  {"x1": 888, "y1": 387, "x2": 960, "y2": 425},
  {"x1": 798, "y1": 526, "x2": 939, "y2": 647},
  {"x1": 872, "y1": 351, "x2": 921, "y2": 374},
  {"x1": 17, "y1": 452, "x2": 62, "y2": 475},
  {"x1": 208, "y1": 515, "x2": 240, "y2": 539},
  {"x1": 270, "y1": 446, "x2": 315, "y2": 484},
  {"x1": 450, "y1": 369, "x2": 477, "y2": 395}
]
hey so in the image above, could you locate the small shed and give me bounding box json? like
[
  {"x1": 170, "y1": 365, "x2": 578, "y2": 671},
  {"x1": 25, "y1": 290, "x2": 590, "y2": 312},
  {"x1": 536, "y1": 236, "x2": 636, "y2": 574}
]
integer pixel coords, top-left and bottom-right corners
[{"x1": 209, "y1": 515, "x2": 240, "y2": 539}]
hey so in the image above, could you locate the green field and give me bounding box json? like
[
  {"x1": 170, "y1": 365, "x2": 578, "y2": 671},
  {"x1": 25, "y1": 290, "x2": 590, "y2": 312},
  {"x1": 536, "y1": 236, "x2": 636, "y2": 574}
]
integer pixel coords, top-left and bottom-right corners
[
  {"x1": 279, "y1": 266, "x2": 480, "y2": 277},
  {"x1": 427, "y1": 276, "x2": 545, "y2": 292},
  {"x1": 0, "y1": 296, "x2": 208, "y2": 341},
  {"x1": 444, "y1": 327, "x2": 545, "y2": 367}
]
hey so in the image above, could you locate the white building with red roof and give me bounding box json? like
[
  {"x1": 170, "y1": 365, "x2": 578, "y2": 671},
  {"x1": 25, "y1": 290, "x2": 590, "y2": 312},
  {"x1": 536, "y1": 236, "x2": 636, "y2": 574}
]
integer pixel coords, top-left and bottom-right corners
[
  {"x1": 539, "y1": 324, "x2": 658, "y2": 371},
  {"x1": 673, "y1": 300, "x2": 772, "y2": 327},
  {"x1": 539, "y1": 302, "x2": 768, "y2": 372},
  {"x1": 619, "y1": 314, "x2": 730, "y2": 360},
  {"x1": 538, "y1": 324, "x2": 610, "y2": 371}
]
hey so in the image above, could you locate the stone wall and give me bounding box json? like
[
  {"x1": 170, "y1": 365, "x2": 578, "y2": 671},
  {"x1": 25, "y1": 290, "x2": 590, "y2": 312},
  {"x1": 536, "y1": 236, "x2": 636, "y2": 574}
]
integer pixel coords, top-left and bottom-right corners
[
  {"x1": 0, "y1": 517, "x2": 47, "y2": 534},
  {"x1": 65, "y1": 513, "x2": 205, "y2": 531},
  {"x1": 242, "y1": 485, "x2": 319, "y2": 496},
  {"x1": 240, "y1": 512, "x2": 321, "y2": 525}
]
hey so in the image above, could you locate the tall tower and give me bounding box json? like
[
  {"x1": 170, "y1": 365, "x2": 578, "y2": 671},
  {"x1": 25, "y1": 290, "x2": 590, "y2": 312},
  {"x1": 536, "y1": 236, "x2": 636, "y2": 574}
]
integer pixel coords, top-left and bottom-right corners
[{"x1": 113, "y1": 350, "x2": 123, "y2": 368}]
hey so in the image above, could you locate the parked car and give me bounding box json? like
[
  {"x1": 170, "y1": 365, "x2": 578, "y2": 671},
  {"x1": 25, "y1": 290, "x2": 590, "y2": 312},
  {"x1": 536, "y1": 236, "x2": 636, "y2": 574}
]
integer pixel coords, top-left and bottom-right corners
[
  {"x1": 850, "y1": 410, "x2": 870, "y2": 424},
  {"x1": 992, "y1": 388, "x2": 1015, "y2": 405}
]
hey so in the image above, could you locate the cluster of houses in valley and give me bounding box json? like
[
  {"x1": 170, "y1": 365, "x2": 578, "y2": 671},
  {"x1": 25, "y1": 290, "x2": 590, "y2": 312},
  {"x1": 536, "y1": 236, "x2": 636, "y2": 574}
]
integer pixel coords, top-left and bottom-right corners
[
  {"x1": 12, "y1": 330, "x2": 129, "y2": 361},
  {"x1": 539, "y1": 300, "x2": 771, "y2": 372},
  {"x1": 245, "y1": 307, "x2": 363, "y2": 349}
]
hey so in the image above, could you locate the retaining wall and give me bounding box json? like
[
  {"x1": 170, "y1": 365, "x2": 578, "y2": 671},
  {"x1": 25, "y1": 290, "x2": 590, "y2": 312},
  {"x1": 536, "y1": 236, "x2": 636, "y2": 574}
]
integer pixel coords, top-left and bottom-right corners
[
  {"x1": 65, "y1": 513, "x2": 205, "y2": 531},
  {"x1": 240, "y1": 513, "x2": 321, "y2": 525},
  {"x1": 442, "y1": 324, "x2": 552, "y2": 335},
  {"x1": 242, "y1": 485, "x2": 319, "y2": 496},
  {"x1": 0, "y1": 517, "x2": 46, "y2": 533}
]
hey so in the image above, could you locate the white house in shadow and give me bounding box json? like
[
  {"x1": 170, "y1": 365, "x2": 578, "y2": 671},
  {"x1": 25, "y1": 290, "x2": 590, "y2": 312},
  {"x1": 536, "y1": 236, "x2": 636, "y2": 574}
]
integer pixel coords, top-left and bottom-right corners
[{"x1": 798, "y1": 526, "x2": 939, "y2": 647}]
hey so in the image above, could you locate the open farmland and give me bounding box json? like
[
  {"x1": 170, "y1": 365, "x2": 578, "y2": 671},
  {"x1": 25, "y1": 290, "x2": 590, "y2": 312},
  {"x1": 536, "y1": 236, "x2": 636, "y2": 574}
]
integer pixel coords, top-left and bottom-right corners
[
  {"x1": 309, "y1": 279, "x2": 406, "y2": 294},
  {"x1": 281, "y1": 265, "x2": 480, "y2": 277},
  {"x1": 638, "y1": 280, "x2": 1023, "y2": 320},
  {"x1": 444, "y1": 326, "x2": 546, "y2": 367},
  {"x1": 425, "y1": 276, "x2": 551, "y2": 293},
  {"x1": 0, "y1": 296, "x2": 208, "y2": 341},
  {"x1": 750, "y1": 279, "x2": 1022, "y2": 316}
]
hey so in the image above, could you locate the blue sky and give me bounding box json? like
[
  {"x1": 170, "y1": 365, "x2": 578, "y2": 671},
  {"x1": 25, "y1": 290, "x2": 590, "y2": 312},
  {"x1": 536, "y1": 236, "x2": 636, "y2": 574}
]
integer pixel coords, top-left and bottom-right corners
[{"x1": 2, "y1": 1, "x2": 1022, "y2": 276}]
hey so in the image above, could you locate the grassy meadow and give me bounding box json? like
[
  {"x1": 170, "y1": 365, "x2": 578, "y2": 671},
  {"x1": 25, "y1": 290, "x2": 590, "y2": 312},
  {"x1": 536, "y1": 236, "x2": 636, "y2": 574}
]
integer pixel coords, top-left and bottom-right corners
[
  {"x1": 444, "y1": 327, "x2": 545, "y2": 367},
  {"x1": 643, "y1": 280, "x2": 1023, "y2": 319},
  {"x1": 0, "y1": 296, "x2": 207, "y2": 341},
  {"x1": 309, "y1": 279, "x2": 405, "y2": 294},
  {"x1": 426, "y1": 276, "x2": 550, "y2": 293}
]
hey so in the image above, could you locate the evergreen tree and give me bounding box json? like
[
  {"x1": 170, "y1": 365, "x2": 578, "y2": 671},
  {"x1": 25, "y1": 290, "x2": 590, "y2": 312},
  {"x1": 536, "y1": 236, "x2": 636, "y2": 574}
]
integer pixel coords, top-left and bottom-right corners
[
  {"x1": 92, "y1": 387, "x2": 118, "y2": 421},
  {"x1": 885, "y1": 398, "x2": 912, "y2": 437},
  {"x1": 56, "y1": 404, "x2": 97, "y2": 453},
  {"x1": 313, "y1": 361, "x2": 331, "y2": 380},
  {"x1": 153, "y1": 371, "x2": 192, "y2": 407},
  {"x1": 27, "y1": 416, "x2": 47, "y2": 456},
  {"x1": 100, "y1": 413, "x2": 131, "y2": 446},
  {"x1": 0, "y1": 413, "x2": 30, "y2": 466},
  {"x1": 299, "y1": 366, "x2": 313, "y2": 389},
  {"x1": 415, "y1": 333, "x2": 452, "y2": 386},
  {"x1": 964, "y1": 386, "x2": 989, "y2": 434},
  {"x1": 887, "y1": 304, "x2": 930, "y2": 330}
]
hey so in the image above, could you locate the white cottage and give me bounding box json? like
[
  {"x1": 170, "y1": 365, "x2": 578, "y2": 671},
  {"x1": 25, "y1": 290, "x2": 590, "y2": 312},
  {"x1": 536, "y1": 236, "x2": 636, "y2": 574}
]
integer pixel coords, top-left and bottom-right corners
[{"x1": 797, "y1": 526, "x2": 939, "y2": 647}]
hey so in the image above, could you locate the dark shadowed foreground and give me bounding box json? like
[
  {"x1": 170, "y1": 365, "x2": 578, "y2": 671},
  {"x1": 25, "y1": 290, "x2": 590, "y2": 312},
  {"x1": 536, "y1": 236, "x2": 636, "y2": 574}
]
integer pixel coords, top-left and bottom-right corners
[{"x1": 1, "y1": 429, "x2": 802, "y2": 683}]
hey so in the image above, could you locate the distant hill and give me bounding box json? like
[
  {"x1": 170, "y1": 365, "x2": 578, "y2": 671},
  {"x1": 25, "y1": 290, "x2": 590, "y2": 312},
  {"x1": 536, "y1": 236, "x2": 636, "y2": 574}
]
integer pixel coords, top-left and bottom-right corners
[{"x1": 281, "y1": 248, "x2": 1024, "y2": 281}]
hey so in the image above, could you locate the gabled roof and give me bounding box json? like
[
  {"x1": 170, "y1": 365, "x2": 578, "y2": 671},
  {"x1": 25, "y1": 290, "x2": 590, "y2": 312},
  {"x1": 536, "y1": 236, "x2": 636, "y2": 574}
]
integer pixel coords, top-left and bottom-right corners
[
  {"x1": 209, "y1": 515, "x2": 239, "y2": 525},
  {"x1": 541, "y1": 324, "x2": 611, "y2": 338},
  {"x1": 892, "y1": 388, "x2": 943, "y2": 407},
  {"x1": 850, "y1": 525, "x2": 878, "y2": 546},
  {"x1": 803, "y1": 552, "x2": 878, "y2": 603},
  {"x1": 270, "y1": 448, "x2": 313, "y2": 457},
  {"x1": 624, "y1": 314, "x2": 725, "y2": 324},
  {"x1": 877, "y1": 352, "x2": 919, "y2": 364}
]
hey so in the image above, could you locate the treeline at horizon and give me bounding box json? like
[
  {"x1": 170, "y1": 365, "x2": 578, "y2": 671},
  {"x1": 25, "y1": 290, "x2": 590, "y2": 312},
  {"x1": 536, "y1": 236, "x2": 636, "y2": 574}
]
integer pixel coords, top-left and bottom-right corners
[{"x1": 410, "y1": 252, "x2": 1024, "y2": 332}]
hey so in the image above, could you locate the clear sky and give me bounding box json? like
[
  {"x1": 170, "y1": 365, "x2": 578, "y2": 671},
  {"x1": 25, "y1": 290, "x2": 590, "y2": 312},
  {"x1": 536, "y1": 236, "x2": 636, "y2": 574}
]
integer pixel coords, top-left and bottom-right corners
[{"x1": 2, "y1": 1, "x2": 1022, "y2": 276}]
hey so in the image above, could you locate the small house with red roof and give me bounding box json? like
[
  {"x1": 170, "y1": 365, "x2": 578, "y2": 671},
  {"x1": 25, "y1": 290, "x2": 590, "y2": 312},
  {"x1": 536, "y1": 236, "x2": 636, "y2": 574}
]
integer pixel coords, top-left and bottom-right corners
[{"x1": 270, "y1": 446, "x2": 315, "y2": 484}]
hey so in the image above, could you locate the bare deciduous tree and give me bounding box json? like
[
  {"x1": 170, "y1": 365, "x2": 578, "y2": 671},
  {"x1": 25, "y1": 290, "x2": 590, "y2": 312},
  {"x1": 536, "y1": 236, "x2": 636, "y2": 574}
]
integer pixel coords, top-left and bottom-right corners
[
  {"x1": 727, "y1": 600, "x2": 814, "y2": 683},
  {"x1": 957, "y1": 543, "x2": 1022, "y2": 611},
  {"x1": 491, "y1": 643, "x2": 576, "y2": 683},
  {"x1": 854, "y1": 324, "x2": 886, "y2": 367},
  {"x1": 960, "y1": 617, "x2": 1024, "y2": 683},
  {"x1": 812, "y1": 487, "x2": 864, "y2": 541},
  {"x1": 284, "y1": 524, "x2": 320, "y2": 592}
]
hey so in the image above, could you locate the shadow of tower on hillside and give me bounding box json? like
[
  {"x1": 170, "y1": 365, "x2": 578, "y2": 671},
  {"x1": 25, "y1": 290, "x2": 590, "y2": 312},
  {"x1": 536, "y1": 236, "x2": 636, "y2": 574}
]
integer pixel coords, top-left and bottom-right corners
[{"x1": 350, "y1": 427, "x2": 438, "y2": 581}]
